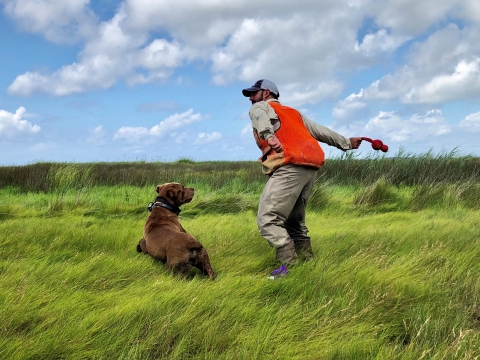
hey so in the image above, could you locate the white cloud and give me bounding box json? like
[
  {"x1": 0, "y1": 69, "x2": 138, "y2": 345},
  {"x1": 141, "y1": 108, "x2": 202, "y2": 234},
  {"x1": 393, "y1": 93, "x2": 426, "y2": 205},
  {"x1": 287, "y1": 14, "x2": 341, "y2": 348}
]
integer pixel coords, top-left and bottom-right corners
[
  {"x1": 137, "y1": 39, "x2": 184, "y2": 69},
  {"x1": 332, "y1": 90, "x2": 367, "y2": 121},
  {"x1": 7, "y1": 6, "x2": 183, "y2": 96},
  {"x1": 456, "y1": 0, "x2": 480, "y2": 22},
  {"x1": 4, "y1": 0, "x2": 480, "y2": 109},
  {"x1": 210, "y1": 13, "x2": 356, "y2": 102},
  {"x1": 0, "y1": 107, "x2": 40, "y2": 139},
  {"x1": 123, "y1": 0, "x2": 247, "y2": 49},
  {"x1": 368, "y1": 0, "x2": 461, "y2": 36},
  {"x1": 282, "y1": 81, "x2": 344, "y2": 107},
  {"x1": 171, "y1": 132, "x2": 189, "y2": 144},
  {"x1": 354, "y1": 29, "x2": 409, "y2": 57},
  {"x1": 195, "y1": 132, "x2": 222, "y2": 144},
  {"x1": 240, "y1": 123, "x2": 251, "y2": 139},
  {"x1": 361, "y1": 24, "x2": 480, "y2": 104},
  {"x1": 1, "y1": 0, "x2": 361, "y2": 103},
  {"x1": 114, "y1": 108, "x2": 203, "y2": 143},
  {"x1": 460, "y1": 112, "x2": 480, "y2": 132},
  {"x1": 364, "y1": 109, "x2": 451, "y2": 143},
  {"x1": 2, "y1": 0, "x2": 98, "y2": 44},
  {"x1": 362, "y1": 57, "x2": 480, "y2": 105},
  {"x1": 402, "y1": 59, "x2": 480, "y2": 104},
  {"x1": 86, "y1": 125, "x2": 106, "y2": 143},
  {"x1": 114, "y1": 126, "x2": 149, "y2": 143}
]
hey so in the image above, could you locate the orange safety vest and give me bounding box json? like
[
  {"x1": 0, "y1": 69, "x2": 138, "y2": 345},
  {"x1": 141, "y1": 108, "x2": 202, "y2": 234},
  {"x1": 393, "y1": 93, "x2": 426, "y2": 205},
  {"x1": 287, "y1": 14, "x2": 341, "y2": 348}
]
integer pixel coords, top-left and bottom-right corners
[{"x1": 253, "y1": 101, "x2": 325, "y2": 175}]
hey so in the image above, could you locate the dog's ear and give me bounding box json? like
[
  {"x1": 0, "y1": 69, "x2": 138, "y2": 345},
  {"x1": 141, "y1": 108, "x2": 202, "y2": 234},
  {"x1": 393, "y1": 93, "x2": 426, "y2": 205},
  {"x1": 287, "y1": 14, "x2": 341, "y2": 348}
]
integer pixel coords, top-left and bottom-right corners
[
  {"x1": 166, "y1": 185, "x2": 179, "y2": 202},
  {"x1": 156, "y1": 185, "x2": 162, "y2": 194},
  {"x1": 166, "y1": 184, "x2": 182, "y2": 204}
]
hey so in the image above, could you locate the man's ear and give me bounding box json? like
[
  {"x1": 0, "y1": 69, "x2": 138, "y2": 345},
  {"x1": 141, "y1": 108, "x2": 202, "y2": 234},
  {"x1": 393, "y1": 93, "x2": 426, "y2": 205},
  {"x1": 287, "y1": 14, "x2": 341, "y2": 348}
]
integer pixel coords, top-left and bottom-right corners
[{"x1": 263, "y1": 89, "x2": 271, "y2": 101}]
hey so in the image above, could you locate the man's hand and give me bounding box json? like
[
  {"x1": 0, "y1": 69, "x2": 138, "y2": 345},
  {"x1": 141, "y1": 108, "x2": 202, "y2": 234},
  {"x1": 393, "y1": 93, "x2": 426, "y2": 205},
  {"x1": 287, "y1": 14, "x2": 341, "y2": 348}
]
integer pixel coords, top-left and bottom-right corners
[
  {"x1": 349, "y1": 137, "x2": 362, "y2": 149},
  {"x1": 267, "y1": 136, "x2": 283, "y2": 153}
]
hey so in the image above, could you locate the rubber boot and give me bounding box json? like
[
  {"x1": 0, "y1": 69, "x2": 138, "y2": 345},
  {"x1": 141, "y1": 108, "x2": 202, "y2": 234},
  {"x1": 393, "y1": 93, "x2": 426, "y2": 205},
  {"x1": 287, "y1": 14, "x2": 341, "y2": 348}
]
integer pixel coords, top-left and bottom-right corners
[
  {"x1": 295, "y1": 240, "x2": 314, "y2": 260},
  {"x1": 275, "y1": 241, "x2": 298, "y2": 265}
]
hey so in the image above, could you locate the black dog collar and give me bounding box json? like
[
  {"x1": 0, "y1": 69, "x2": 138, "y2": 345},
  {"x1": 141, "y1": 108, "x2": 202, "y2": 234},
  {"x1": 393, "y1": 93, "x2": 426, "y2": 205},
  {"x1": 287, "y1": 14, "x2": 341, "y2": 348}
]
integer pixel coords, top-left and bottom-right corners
[{"x1": 147, "y1": 197, "x2": 181, "y2": 215}]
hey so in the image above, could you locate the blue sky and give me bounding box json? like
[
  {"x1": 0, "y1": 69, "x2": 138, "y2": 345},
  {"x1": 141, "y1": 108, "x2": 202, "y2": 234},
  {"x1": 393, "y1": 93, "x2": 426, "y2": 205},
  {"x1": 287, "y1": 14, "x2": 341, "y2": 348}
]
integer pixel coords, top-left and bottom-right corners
[{"x1": 1, "y1": 0, "x2": 480, "y2": 165}]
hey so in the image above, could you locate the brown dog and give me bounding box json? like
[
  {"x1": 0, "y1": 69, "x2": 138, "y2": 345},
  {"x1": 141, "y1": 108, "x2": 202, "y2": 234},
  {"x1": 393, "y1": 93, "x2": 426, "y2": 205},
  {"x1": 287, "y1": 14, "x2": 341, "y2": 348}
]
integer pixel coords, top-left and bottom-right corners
[{"x1": 136, "y1": 182, "x2": 216, "y2": 279}]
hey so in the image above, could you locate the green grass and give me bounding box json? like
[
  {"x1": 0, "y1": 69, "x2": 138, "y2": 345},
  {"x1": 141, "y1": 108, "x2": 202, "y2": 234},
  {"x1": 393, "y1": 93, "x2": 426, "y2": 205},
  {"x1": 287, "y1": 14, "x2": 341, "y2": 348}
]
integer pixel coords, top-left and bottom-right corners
[
  {"x1": 0, "y1": 177, "x2": 479, "y2": 359},
  {"x1": 1, "y1": 151, "x2": 479, "y2": 192}
]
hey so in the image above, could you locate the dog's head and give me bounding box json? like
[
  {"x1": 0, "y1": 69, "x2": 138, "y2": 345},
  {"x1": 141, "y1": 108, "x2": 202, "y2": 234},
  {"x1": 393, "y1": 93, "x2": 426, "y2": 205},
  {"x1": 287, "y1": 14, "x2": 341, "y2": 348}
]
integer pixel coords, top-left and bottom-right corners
[{"x1": 156, "y1": 183, "x2": 194, "y2": 206}]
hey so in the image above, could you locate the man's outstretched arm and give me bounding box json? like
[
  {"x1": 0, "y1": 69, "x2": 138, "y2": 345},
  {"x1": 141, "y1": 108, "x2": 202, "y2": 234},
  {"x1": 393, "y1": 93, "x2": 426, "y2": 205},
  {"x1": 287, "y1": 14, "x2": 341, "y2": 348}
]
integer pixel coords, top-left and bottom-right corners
[{"x1": 301, "y1": 113, "x2": 359, "y2": 150}]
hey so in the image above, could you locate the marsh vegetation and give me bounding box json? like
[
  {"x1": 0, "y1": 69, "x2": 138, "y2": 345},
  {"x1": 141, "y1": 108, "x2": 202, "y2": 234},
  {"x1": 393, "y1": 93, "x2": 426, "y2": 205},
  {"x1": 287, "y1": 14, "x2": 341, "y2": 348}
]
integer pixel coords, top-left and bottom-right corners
[{"x1": 1, "y1": 152, "x2": 479, "y2": 359}]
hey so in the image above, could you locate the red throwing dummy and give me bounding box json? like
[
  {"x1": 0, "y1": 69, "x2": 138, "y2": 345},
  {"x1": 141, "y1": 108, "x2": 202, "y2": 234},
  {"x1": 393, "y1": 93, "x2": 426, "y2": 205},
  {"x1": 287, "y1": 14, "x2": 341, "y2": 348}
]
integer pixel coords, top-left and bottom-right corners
[{"x1": 361, "y1": 137, "x2": 389, "y2": 152}]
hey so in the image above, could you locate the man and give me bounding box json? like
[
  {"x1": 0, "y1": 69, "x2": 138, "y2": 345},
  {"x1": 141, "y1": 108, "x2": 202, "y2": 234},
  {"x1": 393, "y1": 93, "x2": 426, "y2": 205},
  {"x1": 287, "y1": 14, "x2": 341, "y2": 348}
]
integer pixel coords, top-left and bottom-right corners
[{"x1": 242, "y1": 79, "x2": 362, "y2": 274}]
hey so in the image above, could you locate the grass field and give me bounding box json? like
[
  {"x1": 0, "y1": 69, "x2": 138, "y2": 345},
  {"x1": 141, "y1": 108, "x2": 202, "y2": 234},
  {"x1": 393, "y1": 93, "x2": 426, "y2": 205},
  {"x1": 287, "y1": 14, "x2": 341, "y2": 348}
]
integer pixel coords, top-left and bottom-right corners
[{"x1": 0, "y1": 158, "x2": 479, "y2": 359}]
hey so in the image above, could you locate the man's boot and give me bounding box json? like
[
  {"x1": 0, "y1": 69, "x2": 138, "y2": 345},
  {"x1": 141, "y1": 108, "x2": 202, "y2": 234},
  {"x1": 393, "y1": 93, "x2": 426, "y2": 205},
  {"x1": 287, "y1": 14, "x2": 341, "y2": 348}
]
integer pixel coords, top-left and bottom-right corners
[
  {"x1": 295, "y1": 240, "x2": 314, "y2": 260},
  {"x1": 275, "y1": 241, "x2": 298, "y2": 265}
]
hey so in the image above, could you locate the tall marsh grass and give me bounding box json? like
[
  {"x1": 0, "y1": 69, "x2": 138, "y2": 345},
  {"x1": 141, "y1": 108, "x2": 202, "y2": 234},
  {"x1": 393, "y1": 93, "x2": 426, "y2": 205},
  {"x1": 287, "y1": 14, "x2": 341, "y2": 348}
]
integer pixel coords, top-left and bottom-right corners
[
  {"x1": 1, "y1": 150, "x2": 479, "y2": 193},
  {"x1": 0, "y1": 154, "x2": 479, "y2": 359},
  {"x1": 1, "y1": 194, "x2": 479, "y2": 359}
]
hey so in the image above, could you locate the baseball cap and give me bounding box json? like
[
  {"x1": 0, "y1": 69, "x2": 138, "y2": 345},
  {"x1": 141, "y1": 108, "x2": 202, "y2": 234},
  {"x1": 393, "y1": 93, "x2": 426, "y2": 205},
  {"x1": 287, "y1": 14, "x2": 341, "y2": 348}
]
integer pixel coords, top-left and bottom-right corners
[{"x1": 242, "y1": 79, "x2": 280, "y2": 97}]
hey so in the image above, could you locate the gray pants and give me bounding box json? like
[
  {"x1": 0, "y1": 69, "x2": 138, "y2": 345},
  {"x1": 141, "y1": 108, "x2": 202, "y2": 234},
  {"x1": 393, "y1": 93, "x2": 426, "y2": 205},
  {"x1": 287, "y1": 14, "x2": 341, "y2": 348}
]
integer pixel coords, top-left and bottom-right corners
[{"x1": 257, "y1": 165, "x2": 317, "y2": 248}]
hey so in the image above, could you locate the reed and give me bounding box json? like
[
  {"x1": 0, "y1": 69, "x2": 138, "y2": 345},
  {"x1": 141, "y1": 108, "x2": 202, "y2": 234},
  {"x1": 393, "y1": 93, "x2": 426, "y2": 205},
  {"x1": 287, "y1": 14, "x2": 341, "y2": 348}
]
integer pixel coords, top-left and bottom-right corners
[{"x1": 1, "y1": 150, "x2": 478, "y2": 193}]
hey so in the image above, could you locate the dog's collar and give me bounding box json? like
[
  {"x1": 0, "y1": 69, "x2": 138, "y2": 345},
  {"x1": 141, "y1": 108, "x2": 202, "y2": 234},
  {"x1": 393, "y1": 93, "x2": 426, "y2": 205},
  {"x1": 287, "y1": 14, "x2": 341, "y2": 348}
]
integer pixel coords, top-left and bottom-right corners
[{"x1": 147, "y1": 197, "x2": 181, "y2": 215}]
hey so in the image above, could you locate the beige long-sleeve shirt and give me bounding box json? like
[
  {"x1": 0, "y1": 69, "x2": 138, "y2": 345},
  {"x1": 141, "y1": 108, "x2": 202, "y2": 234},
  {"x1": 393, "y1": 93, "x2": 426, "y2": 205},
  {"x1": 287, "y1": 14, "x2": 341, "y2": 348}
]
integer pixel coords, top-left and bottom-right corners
[{"x1": 248, "y1": 99, "x2": 352, "y2": 150}]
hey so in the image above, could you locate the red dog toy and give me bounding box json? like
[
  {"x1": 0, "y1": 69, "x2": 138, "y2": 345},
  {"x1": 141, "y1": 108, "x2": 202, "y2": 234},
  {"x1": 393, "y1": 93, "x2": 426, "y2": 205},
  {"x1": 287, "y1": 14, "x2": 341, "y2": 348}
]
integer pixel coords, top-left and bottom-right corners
[{"x1": 361, "y1": 137, "x2": 389, "y2": 152}]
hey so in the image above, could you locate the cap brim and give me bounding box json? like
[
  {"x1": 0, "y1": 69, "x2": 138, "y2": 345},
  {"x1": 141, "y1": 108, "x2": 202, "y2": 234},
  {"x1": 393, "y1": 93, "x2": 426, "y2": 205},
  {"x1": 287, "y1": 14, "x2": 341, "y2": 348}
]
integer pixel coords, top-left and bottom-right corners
[{"x1": 242, "y1": 87, "x2": 260, "y2": 97}]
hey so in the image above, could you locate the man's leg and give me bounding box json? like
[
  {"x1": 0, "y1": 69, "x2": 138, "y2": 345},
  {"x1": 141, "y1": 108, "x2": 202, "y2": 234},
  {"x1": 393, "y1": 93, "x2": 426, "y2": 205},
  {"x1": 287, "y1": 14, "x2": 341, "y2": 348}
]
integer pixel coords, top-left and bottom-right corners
[
  {"x1": 285, "y1": 168, "x2": 317, "y2": 259},
  {"x1": 257, "y1": 165, "x2": 316, "y2": 264}
]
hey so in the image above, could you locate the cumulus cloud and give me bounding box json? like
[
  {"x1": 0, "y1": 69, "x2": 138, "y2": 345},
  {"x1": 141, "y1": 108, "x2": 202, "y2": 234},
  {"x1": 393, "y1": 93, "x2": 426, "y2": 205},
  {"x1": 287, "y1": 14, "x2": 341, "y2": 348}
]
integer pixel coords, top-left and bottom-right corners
[
  {"x1": 0, "y1": 107, "x2": 40, "y2": 139},
  {"x1": 456, "y1": 0, "x2": 480, "y2": 22},
  {"x1": 240, "y1": 123, "x2": 252, "y2": 139},
  {"x1": 114, "y1": 108, "x2": 203, "y2": 143},
  {"x1": 194, "y1": 132, "x2": 222, "y2": 144},
  {"x1": 171, "y1": 132, "x2": 189, "y2": 144},
  {"x1": 282, "y1": 81, "x2": 344, "y2": 107},
  {"x1": 354, "y1": 29, "x2": 409, "y2": 57},
  {"x1": 402, "y1": 59, "x2": 480, "y2": 104},
  {"x1": 363, "y1": 109, "x2": 451, "y2": 143},
  {"x1": 460, "y1": 111, "x2": 480, "y2": 132},
  {"x1": 332, "y1": 90, "x2": 368, "y2": 121},
  {"x1": 7, "y1": 5, "x2": 184, "y2": 96},
  {"x1": 2, "y1": 0, "x2": 98, "y2": 44},
  {"x1": 360, "y1": 24, "x2": 480, "y2": 104},
  {"x1": 4, "y1": 0, "x2": 480, "y2": 109},
  {"x1": 368, "y1": 0, "x2": 461, "y2": 36},
  {"x1": 210, "y1": 12, "x2": 357, "y2": 101},
  {"x1": 86, "y1": 125, "x2": 106, "y2": 143},
  {"x1": 362, "y1": 57, "x2": 480, "y2": 105},
  {"x1": 0, "y1": 0, "x2": 392, "y2": 103}
]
